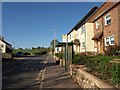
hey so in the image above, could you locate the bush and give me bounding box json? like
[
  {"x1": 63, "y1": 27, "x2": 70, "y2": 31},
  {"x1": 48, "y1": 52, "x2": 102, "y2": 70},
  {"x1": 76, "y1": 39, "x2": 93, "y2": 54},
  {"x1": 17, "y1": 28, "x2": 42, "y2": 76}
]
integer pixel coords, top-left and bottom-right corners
[
  {"x1": 73, "y1": 54, "x2": 120, "y2": 86},
  {"x1": 73, "y1": 54, "x2": 87, "y2": 65},
  {"x1": 105, "y1": 45, "x2": 120, "y2": 56},
  {"x1": 111, "y1": 63, "x2": 120, "y2": 86},
  {"x1": 55, "y1": 53, "x2": 62, "y2": 59},
  {"x1": 23, "y1": 52, "x2": 31, "y2": 55}
]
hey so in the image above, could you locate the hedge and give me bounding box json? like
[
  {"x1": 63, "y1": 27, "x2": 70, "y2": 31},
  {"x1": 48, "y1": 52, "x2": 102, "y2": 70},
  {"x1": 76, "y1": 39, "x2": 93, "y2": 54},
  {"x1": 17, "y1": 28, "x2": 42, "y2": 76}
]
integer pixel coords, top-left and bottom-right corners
[{"x1": 73, "y1": 55, "x2": 120, "y2": 87}]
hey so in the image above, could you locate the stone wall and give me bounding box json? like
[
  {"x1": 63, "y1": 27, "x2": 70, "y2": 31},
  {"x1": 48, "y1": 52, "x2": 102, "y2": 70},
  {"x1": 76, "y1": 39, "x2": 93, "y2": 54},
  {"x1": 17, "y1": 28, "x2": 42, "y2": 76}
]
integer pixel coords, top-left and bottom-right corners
[{"x1": 69, "y1": 64, "x2": 116, "y2": 89}]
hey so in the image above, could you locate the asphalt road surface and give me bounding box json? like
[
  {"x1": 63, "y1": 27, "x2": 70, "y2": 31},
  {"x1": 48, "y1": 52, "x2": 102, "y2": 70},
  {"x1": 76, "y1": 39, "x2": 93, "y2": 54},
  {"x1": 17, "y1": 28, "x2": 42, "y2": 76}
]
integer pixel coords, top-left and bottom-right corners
[{"x1": 2, "y1": 55, "x2": 48, "y2": 89}]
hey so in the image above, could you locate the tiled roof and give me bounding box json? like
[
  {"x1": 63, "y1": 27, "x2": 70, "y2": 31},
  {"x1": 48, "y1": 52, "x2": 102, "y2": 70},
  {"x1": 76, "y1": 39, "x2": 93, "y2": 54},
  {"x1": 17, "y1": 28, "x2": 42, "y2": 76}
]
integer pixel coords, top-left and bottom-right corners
[{"x1": 0, "y1": 39, "x2": 12, "y2": 46}]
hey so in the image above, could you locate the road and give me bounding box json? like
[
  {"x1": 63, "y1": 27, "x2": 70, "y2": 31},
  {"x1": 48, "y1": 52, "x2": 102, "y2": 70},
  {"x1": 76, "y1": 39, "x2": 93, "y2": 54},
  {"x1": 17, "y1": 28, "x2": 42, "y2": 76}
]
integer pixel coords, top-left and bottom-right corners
[{"x1": 2, "y1": 55, "x2": 48, "y2": 89}]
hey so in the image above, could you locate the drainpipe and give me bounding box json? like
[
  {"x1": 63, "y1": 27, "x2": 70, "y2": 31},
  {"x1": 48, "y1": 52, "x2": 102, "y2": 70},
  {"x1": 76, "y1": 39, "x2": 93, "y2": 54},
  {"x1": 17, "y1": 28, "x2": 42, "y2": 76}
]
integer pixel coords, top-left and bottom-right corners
[
  {"x1": 102, "y1": 17, "x2": 105, "y2": 55},
  {"x1": 85, "y1": 25, "x2": 87, "y2": 56}
]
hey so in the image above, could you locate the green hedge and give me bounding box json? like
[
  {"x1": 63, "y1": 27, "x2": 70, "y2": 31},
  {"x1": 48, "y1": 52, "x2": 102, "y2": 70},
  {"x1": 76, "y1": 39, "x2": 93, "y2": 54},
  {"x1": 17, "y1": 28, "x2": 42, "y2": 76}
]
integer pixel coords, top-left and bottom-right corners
[
  {"x1": 55, "y1": 53, "x2": 62, "y2": 59},
  {"x1": 111, "y1": 63, "x2": 120, "y2": 86},
  {"x1": 73, "y1": 55, "x2": 120, "y2": 86}
]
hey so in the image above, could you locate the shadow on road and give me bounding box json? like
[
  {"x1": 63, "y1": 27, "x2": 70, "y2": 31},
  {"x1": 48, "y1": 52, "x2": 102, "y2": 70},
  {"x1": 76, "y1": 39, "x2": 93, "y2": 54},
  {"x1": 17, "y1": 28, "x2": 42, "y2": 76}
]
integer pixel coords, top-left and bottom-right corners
[{"x1": 2, "y1": 56, "x2": 46, "y2": 89}]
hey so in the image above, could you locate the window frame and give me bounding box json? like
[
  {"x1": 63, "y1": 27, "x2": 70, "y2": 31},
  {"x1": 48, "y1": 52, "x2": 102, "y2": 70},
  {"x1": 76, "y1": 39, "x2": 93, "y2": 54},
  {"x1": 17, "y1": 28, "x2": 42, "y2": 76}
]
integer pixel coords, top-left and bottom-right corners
[
  {"x1": 1, "y1": 44, "x2": 4, "y2": 48},
  {"x1": 109, "y1": 36, "x2": 114, "y2": 45},
  {"x1": 82, "y1": 42, "x2": 85, "y2": 48},
  {"x1": 105, "y1": 35, "x2": 114, "y2": 46},
  {"x1": 81, "y1": 25, "x2": 85, "y2": 34},
  {"x1": 96, "y1": 21, "x2": 100, "y2": 30},
  {"x1": 105, "y1": 14, "x2": 111, "y2": 26}
]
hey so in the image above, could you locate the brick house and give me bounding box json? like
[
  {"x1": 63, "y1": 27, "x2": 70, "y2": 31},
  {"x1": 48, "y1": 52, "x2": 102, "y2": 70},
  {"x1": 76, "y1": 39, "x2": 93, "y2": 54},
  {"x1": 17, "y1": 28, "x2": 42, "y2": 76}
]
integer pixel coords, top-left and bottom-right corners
[{"x1": 87, "y1": 1, "x2": 120, "y2": 54}]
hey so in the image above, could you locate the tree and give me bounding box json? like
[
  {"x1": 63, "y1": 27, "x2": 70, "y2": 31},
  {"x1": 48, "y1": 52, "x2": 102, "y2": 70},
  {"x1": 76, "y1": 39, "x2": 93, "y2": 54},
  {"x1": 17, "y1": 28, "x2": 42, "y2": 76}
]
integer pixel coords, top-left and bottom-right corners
[
  {"x1": 18, "y1": 48, "x2": 23, "y2": 50},
  {"x1": 32, "y1": 47, "x2": 35, "y2": 50},
  {"x1": 50, "y1": 39, "x2": 59, "y2": 53},
  {"x1": 38, "y1": 46, "x2": 41, "y2": 49}
]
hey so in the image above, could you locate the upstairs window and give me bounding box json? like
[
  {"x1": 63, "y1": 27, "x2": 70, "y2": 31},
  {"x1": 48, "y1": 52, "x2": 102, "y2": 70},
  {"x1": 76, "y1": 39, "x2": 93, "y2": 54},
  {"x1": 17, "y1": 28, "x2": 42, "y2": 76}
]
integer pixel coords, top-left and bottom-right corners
[
  {"x1": 110, "y1": 36, "x2": 114, "y2": 45},
  {"x1": 0, "y1": 44, "x2": 4, "y2": 49},
  {"x1": 96, "y1": 21, "x2": 100, "y2": 30},
  {"x1": 105, "y1": 14, "x2": 111, "y2": 26},
  {"x1": 82, "y1": 42, "x2": 85, "y2": 48},
  {"x1": 70, "y1": 34, "x2": 71, "y2": 39},
  {"x1": 81, "y1": 26, "x2": 85, "y2": 34},
  {"x1": 106, "y1": 37, "x2": 109, "y2": 46}
]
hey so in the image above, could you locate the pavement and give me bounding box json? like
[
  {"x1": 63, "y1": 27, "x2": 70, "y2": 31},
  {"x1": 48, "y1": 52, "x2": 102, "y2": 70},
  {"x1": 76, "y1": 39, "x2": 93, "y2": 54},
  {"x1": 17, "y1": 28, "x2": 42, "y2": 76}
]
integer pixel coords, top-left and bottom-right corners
[{"x1": 41, "y1": 55, "x2": 81, "y2": 89}]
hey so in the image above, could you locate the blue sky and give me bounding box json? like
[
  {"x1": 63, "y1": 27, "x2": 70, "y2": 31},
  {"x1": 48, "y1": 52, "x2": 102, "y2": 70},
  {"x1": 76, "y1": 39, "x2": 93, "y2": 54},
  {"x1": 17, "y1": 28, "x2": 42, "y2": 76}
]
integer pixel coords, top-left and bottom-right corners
[{"x1": 2, "y1": 2, "x2": 103, "y2": 49}]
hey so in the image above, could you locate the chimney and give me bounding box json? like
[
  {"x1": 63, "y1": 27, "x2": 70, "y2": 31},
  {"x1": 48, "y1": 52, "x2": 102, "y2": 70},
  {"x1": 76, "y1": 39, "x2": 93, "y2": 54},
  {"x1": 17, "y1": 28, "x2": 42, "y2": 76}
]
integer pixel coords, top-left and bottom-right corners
[{"x1": 0, "y1": 35, "x2": 4, "y2": 40}]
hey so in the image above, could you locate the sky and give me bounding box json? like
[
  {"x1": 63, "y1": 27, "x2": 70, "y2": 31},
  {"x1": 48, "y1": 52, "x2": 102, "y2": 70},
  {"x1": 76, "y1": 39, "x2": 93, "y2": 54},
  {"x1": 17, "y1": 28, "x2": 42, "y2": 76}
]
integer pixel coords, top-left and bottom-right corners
[{"x1": 2, "y1": 2, "x2": 104, "y2": 49}]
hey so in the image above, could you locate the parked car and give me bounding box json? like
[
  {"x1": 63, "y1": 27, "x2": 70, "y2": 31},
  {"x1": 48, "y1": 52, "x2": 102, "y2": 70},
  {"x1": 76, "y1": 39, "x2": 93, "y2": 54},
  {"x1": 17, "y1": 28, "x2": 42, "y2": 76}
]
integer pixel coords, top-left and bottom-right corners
[{"x1": 15, "y1": 52, "x2": 23, "y2": 57}]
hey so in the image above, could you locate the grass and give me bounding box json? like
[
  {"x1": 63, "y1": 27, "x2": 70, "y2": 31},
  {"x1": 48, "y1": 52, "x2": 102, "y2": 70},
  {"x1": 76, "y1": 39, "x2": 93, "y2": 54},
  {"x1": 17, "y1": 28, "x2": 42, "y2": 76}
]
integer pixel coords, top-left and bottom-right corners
[
  {"x1": 73, "y1": 54, "x2": 120, "y2": 87},
  {"x1": 13, "y1": 48, "x2": 49, "y2": 56}
]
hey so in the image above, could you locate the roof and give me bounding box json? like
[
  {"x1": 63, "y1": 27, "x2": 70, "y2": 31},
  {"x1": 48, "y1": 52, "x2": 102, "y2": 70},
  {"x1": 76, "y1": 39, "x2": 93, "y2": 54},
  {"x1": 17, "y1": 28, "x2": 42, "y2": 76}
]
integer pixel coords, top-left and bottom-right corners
[
  {"x1": 67, "y1": 6, "x2": 98, "y2": 35},
  {"x1": 92, "y1": 31, "x2": 103, "y2": 40},
  {"x1": 0, "y1": 39, "x2": 12, "y2": 46},
  {"x1": 92, "y1": 2, "x2": 120, "y2": 22}
]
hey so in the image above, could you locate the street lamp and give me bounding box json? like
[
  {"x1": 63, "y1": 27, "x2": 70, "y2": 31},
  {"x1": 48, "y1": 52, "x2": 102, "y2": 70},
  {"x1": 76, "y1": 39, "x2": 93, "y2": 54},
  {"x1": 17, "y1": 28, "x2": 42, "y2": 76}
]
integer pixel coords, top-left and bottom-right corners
[{"x1": 52, "y1": 30, "x2": 56, "y2": 61}]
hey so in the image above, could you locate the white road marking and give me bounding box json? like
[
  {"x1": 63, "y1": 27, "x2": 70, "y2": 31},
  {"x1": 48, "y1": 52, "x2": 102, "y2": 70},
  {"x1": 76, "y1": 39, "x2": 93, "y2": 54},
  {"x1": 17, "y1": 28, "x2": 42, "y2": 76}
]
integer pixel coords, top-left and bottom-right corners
[
  {"x1": 40, "y1": 66, "x2": 46, "y2": 88},
  {"x1": 35, "y1": 56, "x2": 48, "y2": 88}
]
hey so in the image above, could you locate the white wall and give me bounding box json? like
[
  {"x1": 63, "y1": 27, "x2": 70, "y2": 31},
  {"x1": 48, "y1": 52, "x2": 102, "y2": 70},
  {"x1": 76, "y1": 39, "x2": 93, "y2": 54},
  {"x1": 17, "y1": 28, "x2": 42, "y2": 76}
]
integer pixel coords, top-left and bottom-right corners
[
  {"x1": 55, "y1": 47, "x2": 62, "y2": 53},
  {"x1": 85, "y1": 23, "x2": 95, "y2": 52},
  {"x1": 67, "y1": 23, "x2": 95, "y2": 54},
  {"x1": 77, "y1": 25, "x2": 86, "y2": 52},
  {"x1": 75, "y1": 23, "x2": 95, "y2": 53},
  {"x1": 0, "y1": 40, "x2": 6, "y2": 53},
  {"x1": 67, "y1": 29, "x2": 76, "y2": 42}
]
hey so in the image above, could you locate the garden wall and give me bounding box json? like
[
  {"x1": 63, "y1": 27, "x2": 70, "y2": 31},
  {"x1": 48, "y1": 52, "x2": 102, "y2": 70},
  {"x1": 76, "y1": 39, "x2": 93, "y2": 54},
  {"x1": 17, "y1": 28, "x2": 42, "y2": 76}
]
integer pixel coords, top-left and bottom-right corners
[
  {"x1": 69, "y1": 64, "x2": 116, "y2": 89},
  {"x1": 2, "y1": 53, "x2": 12, "y2": 59}
]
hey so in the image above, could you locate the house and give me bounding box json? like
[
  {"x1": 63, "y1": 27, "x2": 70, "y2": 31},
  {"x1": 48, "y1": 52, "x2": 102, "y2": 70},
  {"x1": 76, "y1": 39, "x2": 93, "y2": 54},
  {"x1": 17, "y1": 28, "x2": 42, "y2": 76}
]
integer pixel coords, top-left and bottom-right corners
[
  {"x1": 0, "y1": 36, "x2": 12, "y2": 54},
  {"x1": 88, "y1": 1, "x2": 120, "y2": 54},
  {"x1": 67, "y1": 6, "x2": 98, "y2": 55}
]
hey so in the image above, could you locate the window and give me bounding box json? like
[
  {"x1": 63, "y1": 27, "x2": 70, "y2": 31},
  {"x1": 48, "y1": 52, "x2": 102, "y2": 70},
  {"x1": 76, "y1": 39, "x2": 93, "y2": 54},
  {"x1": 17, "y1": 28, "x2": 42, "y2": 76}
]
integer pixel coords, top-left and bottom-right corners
[
  {"x1": 57, "y1": 48, "x2": 59, "y2": 52},
  {"x1": 105, "y1": 35, "x2": 114, "y2": 46},
  {"x1": 106, "y1": 37, "x2": 109, "y2": 45},
  {"x1": 105, "y1": 14, "x2": 111, "y2": 26},
  {"x1": 96, "y1": 21, "x2": 100, "y2": 29},
  {"x1": 81, "y1": 26, "x2": 85, "y2": 34},
  {"x1": 110, "y1": 36, "x2": 114, "y2": 45},
  {"x1": 82, "y1": 42, "x2": 85, "y2": 48},
  {"x1": 70, "y1": 34, "x2": 71, "y2": 39},
  {"x1": 1, "y1": 44, "x2": 4, "y2": 48}
]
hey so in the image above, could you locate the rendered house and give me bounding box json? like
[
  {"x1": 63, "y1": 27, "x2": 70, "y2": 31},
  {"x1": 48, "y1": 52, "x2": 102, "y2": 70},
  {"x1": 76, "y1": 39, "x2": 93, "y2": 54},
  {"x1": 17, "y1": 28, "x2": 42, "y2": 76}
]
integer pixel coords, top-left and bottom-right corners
[
  {"x1": 67, "y1": 29, "x2": 78, "y2": 54},
  {"x1": 88, "y1": 1, "x2": 120, "y2": 54},
  {"x1": 0, "y1": 36, "x2": 12, "y2": 54},
  {"x1": 77, "y1": 23, "x2": 95, "y2": 54},
  {"x1": 67, "y1": 6, "x2": 98, "y2": 55}
]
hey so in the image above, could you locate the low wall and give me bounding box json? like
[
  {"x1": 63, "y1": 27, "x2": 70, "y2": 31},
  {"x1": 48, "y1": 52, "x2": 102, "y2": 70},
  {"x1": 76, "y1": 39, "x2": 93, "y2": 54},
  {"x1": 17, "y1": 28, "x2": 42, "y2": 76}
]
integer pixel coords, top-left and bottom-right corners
[
  {"x1": 69, "y1": 64, "x2": 116, "y2": 89},
  {"x1": 2, "y1": 53, "x2": 12, "y2": 59}
]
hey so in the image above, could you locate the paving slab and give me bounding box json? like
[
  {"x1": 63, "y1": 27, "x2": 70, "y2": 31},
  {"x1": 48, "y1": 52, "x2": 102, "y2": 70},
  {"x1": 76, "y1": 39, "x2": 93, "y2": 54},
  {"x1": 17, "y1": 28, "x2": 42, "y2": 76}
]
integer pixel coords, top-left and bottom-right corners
[{"x1": 42, "y1": 56, "x2": 80, "y2": 89}]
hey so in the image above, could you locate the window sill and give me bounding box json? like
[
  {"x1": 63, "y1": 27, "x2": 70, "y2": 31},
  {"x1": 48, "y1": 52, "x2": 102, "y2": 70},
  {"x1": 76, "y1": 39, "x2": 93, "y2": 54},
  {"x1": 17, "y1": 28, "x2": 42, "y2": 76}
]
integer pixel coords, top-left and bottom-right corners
[
  {"x1": 105, "y1": 23, "x2": 111, "y2": 27},
  {"x1": 105, "y1": 44, "x2": 114, "y2": 46}
]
